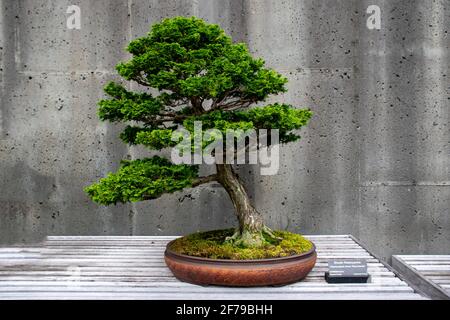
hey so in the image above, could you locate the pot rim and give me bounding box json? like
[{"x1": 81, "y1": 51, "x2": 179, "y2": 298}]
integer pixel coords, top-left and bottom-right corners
[{"x1": 165, "y1": 239, "x2": 316, "y2": 264}]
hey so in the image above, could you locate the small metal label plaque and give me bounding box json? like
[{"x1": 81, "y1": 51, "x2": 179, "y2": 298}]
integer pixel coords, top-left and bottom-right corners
[{"x1": 325, "y1": 259, "x2": 369, "y2": 283}]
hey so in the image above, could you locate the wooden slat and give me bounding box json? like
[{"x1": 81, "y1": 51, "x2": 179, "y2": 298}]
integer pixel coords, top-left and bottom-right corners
[
  {"x1": 0, "y1": 281, "x2": 407, "y2": 288},
  {"x1": 45, "y1": 235, "x2": 352, "y2": 241},
  {"x1": 397, "y1": 255, "x2": 450, "y2": 260},
  {"x1": 392, "y1": 255, "x2": 450, "y2": 300},
  {"x1": 0, "y1": 292, "x2": 425, "y2": 300},
  {"x1": 0, "y1": 277, "x2": 406, "y2": 285},
  {"x1": 0, "y1": 235, "x2": 425, "y2": 300},
  {"x1": 0, "y1": 284, "x2": 415, "y2": 292}
]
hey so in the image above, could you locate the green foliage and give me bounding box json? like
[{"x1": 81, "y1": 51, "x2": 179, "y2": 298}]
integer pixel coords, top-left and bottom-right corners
[
  {"x1": 238, "y1": 103, "x2": 313, "y2": 143},
  {"x1": 86, "y1": 16, "x2": 313, "y2": 207},
  {"x1": 134, "y1": 129, "x2": 178, "y2": 150},
  {"x1": 119, "y1": 125, "x2": 152, "y2": 145},
  {"x1": 169, "y1": 229, "x2": 313, "y2": 259},
  {"x1": 84, "y1": 157, "x2": 199, "y2": 205},
  {"x1": 183, "y1": 103, "x2": 313, "y2": 143},
  {"x1": 116, "y1": 16, "x2": 287, "y2": 103},
  {"x1": 183, "y1": 114, "x2": 253, "y2": 133},
  {"x1": 98, "y1": 82, "x2": 163, "y2": 122},
  {"x1": 118, "y1": 103, "x2": 312, "y2": 150}
]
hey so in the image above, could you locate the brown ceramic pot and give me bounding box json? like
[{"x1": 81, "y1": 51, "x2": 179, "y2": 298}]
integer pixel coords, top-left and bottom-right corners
[{"x1": 164, "y1": 241, "x2": 317, "y2": 286}]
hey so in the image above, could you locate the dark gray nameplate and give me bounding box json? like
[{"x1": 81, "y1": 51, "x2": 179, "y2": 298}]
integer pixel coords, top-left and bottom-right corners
[{"x1": 325, "y1": 259, "x2": 369, "y2": 283}]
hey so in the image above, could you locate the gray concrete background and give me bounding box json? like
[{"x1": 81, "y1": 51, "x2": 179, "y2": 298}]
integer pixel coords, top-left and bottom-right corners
[{"x1": 0, "y1": 0, "x2": 448, "y2": 262}]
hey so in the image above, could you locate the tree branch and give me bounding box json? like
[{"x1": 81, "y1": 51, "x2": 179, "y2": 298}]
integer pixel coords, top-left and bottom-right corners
[
  {"x1": 191, "y1": 174, "x2": 218, "y2": 187},
  {"x1": 190, "y1": 97, "x2": 205, "y2": 114},
  {"x1": 211, "y1": 97, "x2": 256, "y2": 111}
]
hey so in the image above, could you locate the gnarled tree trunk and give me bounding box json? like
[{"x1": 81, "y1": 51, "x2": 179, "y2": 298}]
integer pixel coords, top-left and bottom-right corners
[{"x1": 216, "y1": 164, "x2": 279, "y2": 247}]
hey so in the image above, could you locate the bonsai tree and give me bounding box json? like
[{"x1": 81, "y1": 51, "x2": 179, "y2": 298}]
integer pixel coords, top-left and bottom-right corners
[{"x1": 85, "y1": 17, "x2": 312, "y2": 248}]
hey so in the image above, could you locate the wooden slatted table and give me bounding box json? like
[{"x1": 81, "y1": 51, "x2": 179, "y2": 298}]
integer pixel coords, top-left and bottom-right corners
[
  {"x1": 0, "y1": 235, "x2": 425, "y2": 300},
  {"x1": 392, "y1": 255, "x2": 450, "y2": 300}
]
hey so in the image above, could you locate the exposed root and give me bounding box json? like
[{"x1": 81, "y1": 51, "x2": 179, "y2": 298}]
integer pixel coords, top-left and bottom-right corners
[
  {"x1": 262, "y1": 225, "x2": 283, "y2": 241},
  {"x1": 225, "y1": 228, "x2": 241, "y2": 242},
  {"x1": 224, "y1": 225, "x2": 282, "y2": 248}
]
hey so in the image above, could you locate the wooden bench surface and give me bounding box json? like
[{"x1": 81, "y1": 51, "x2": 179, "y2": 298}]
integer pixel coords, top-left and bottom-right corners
[
  {"x1": 392, "y1": 255, "x2": 450, "y2": 300},
  {"x1": 0, "y1": 235, "x2": 425, "y2": 300}
]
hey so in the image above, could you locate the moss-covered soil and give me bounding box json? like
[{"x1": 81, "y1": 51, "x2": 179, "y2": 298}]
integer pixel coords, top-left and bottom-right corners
[{"x1": 168, "y1": 228, "x2": 313, "y2": 260}]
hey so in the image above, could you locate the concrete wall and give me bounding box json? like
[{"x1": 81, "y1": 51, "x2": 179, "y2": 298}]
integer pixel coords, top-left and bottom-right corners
[{"x1": 0, "y1": 0, "x2": 448, "y2": 262}]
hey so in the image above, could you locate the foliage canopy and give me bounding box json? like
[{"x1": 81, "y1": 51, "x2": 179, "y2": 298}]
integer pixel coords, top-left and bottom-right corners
[{"x1": 85, "y1": 17, "x2": 312, "y2": 205}]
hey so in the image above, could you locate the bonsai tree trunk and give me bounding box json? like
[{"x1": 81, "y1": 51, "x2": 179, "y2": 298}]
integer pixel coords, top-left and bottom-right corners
[{"x1": 216, "y1": 164, "x2": 280, "y2": 247}]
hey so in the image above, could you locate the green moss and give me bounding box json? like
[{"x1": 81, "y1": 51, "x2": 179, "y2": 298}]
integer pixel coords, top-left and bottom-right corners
[{"x1": 168, "y1": 229, "x2": 313, "y2": 260}]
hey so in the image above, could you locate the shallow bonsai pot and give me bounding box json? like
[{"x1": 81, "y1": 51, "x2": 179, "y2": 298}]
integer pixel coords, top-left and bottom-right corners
[{"x1": 164, "y1": 240, "x2": 317, "y2": 287}]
